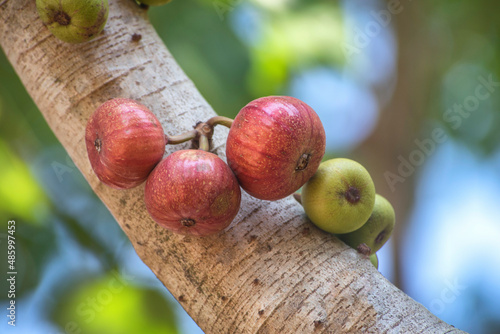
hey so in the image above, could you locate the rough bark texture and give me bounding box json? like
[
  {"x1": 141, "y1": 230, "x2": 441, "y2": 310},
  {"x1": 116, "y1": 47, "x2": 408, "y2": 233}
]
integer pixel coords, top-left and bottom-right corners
[{"x1": 0, "y1": 1, "x2": 466, "y2": 333}]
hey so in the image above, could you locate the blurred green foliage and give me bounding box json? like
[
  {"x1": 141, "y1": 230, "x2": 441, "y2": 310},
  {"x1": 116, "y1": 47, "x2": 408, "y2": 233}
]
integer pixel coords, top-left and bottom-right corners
[
  {"x1": 244, "y1": 4, "x2": 344, "y2": 96},
  {"x1": 149, "y1": 0, "x2": 344, "y2": 116},
  {"x1": 52, "y1": 274, "x2": 178, "y2": 334},
  {"x1": 149, "y1": 0, "x2": 252, "y2": 119},
  {"x1": 0, "y1": 141, "x2": 49, "y2": 224},
  {"x1": 420, "y1": 1, "x2": 500, "y2": 154}
]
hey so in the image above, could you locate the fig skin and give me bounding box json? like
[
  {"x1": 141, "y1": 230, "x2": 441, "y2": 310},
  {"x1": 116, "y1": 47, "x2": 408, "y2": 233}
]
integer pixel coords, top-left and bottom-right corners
[
  {"x1": 144, "y1": 150, "x2": 242, "y2": 236},
  {"x1": 36, "y1": 0, "x2": 108, "y2": 44},
  {"x1": 301, "y1": 158, "x2": 376, "y2": 234},
  {"x1": 370, "y1": 253, "x2": 379, "y2": 269},
  {"x1": 139, "y1": 0, "x2": 172, "y2": 5},
  {"x1": 339, "y1": 194, "x2": 396, "y2": 254},
  {"x1": 85, "y1": 98, "x2": 166, "y2": 189},
  {"x1": 226, "y1": 96, "x2": 326, "y2": 201}
]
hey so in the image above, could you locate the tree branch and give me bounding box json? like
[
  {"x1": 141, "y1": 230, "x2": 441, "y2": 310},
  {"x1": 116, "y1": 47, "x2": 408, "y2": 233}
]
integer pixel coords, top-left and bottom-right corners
[{"x1": 0, "y1": 1, "x2": 465, "y2": 333}]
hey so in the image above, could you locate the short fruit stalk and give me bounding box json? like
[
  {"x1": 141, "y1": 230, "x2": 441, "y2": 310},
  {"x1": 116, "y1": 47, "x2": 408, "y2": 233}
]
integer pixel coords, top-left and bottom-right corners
[
  {"x1": 226, "y1": 96, "x2": 326, "y2": 201},
  {"x1": 164, "y1": 116, "x2": 234, "y2": 152},
  {"x1": 144, "y1": 150, "x2": 241, "y2": 236},
  {"x1": 36, "y1": 0, "x2": 109, "y2": 44},
  {"x1": 301, "y1": 158, "x2": 376, "y2": 234},
  {"x1": 85, "y1": 98, "x2": 166, "y2": 189}
]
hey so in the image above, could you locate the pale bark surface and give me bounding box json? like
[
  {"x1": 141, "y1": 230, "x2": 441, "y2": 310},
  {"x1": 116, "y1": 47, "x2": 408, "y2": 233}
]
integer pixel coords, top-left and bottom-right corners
[{"x1": 0, "y1": 1, "x2": 466, "y2": 333}]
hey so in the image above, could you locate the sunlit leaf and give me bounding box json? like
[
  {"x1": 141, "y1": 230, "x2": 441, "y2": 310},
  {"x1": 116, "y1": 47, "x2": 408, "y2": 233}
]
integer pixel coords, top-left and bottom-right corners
[
  {"x1": 52, "y1": 274, "x2": 179, "y2": 334},
  {"x1": 0, "y1": 140, "x2": 49, "y2": 225},
  {"x1": 246, "y1": 4, "x2": 344, "y2": 96}
]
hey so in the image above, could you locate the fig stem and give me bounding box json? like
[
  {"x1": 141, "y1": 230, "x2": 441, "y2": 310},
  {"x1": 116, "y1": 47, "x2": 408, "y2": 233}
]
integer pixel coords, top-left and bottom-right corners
[
  {"x1": 356, "y1": 243, "x2": 372, "y2": 257},
  {"x1": 198, "y1": 135, "x2": 210, "y2": 151},
  {"x1": 206, "y1": 116, "x2": 234, "y2": 129},
  {"x1": 293, "y1": 193, "x2": 302, "y2": 205},
  {"x1": 195, "y1": 122, "x2": 213, "y2": 138},
  {"x1": 166, "y1": 116, "x2": 232, "y2": 150},
  {"x1": 165, "y1": 130, "x2": 198, "y2": 145}
]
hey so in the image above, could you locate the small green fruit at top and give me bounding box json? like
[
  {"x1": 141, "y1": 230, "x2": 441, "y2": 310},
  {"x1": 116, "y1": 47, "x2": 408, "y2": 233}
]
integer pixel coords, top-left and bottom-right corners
[
  {"x1": 36, "y1": 0, "x2": 109, "y2": 44},
  {"x1": 138, "y1": 0, "x2": 172, "y2": 6},
  {"x1": 301, "y1": 158, "x2": 376, "y2": 234},
  {"x1": 370, "y1": 253, "x2": 379, "y2": 269},
  {"x1": 339, "y1": 194, "x2": 395, "y2": 254}
]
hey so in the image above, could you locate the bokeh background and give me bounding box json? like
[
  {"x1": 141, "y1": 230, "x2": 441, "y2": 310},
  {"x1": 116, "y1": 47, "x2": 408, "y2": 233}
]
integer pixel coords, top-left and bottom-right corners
[{"x1": 1, "y1": 0, "x2": 500, "y2": 333}]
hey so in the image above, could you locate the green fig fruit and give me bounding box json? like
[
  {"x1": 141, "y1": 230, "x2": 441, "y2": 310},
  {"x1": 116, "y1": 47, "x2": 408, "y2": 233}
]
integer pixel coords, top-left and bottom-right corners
[
  {"x1": 36, "y1": 0, "x2": 109, "y2": 44},
  {"x1": 339, "y1": 194, "x2": 395, "y2": 254},
  {"x1": 301, "y1": 158, "x2": 376, "y2": 234},
  {"x1": 138, "y1": 0, "x2": 172, "y2": 6},
  {"x1": 370, "y1": 253, "x2": 379, "y2": 269}
]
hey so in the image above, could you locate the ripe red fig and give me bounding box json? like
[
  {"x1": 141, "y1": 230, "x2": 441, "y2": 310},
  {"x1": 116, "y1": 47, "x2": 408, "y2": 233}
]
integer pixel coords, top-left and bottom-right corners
[
  {"x1": 144, "y1": 150, "x2": 241, "y2": 236},
  {"x1": 85, "y1": 98, "x2": 166, "y2": 189},
  {"x1": 226, "y1": 96, "x2": 326, "y2": 201}
]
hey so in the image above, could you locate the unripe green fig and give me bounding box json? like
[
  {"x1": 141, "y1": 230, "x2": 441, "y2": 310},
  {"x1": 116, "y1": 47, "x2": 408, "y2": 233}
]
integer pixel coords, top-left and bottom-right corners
[
  {"x1": 339, "y1": 194, "x2": 395, "y2": 254},
  {"x1": 301, "y1": 158, "x2": 376, "y2": 234},
  {"x1": 370, "y1": 253, "x2": 378, "y2": 269},
  {"x1": 138, "y1": 0, "x2": 172, "y2": 5},
  {"x1": 36, "y1": 0, "x2": 109, "y2": 44}
]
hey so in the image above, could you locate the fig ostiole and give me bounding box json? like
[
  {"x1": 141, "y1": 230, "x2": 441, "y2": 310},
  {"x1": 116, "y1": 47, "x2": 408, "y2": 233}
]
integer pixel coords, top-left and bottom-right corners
[
  {"x1": 85, "y1": 98, "x2": 166, "y2": 189},
  {"x1": 338, "y1": 194, "x2": 395, "y2": 254},
  {"x1": 301, "y1": 158, "x2": 376, "y2": 234},
  {"x1": 144, "y1": 150, "x2": 241, "y2": 236},
  {"x1": 226, "y1": 96, "x2": 326, "y2": 201},
  {"x1": 36, "y1": 0, "x2": 109, "y2": 44}
]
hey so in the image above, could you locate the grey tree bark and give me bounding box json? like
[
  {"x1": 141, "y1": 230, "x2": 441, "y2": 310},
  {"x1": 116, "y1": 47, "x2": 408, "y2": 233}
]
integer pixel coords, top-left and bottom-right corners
[{"x1": 0, "y1": 0, "x2": 466, "y2": 333}]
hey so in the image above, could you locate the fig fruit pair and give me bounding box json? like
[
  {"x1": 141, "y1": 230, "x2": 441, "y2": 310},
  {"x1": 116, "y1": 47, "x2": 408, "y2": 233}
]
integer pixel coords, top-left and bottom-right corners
[
  {"x1": 151, "y1": 96, "x2": 326, "y2": 235},
  {"x1": 301, "y1": 158, "x2": 395, "y2": 265},
  {"x1": 86, "y1": 98, "x2": 242, "y2": 237},
  {"x1": 338, "y1": 194, "x2": 395, "y2": 255}
]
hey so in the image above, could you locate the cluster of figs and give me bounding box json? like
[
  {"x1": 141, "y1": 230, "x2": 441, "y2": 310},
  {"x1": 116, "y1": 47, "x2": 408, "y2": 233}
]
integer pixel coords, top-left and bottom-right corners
[
  {"x1": 86, "y1": 96, "x2": 396, "y2": 268},
  {"x1": 36, "y1": 0, "x2": 172, "y2": 44},
  {"x1": 36, "y1": 0, "x2": 395, "y2": 266}
]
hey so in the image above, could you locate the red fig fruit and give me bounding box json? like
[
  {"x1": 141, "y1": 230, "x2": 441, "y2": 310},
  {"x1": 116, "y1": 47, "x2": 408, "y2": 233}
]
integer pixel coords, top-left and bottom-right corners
[
  {"x1": 85, "y1": 98, "x2": 166, "y2": 189},
  {"x1": 144, "y1": 150, "x2": 241, "y2": 236},
  {"x1": 226, "y1": 96, "x2": 326, "y2": 201}
]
